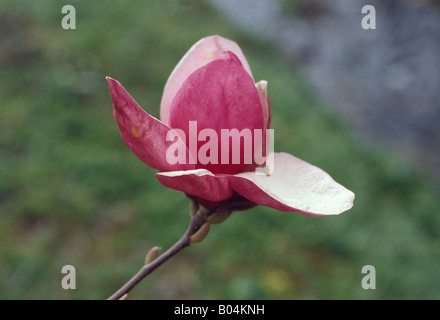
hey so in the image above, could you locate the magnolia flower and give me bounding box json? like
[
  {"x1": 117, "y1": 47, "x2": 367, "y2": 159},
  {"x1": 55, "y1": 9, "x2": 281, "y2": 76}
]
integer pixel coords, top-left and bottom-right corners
[{"x1": 107, "y1": 35, "x2": 354, "y2": 216}]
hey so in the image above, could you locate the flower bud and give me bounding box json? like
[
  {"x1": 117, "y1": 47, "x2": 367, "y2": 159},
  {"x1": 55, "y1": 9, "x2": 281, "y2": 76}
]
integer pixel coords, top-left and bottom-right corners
[
  {"x1": 190, "y1": 222, "x2": 210, "y2": 243},
  {"x1": 207, "y1": 208, "x2": 231, "y2": 224},
  {"x1": 189, "y1": 198, "x2": 199, "y2": 217},
  {"x1": 144, "y1": 246, "x2": 160, "y2": 265}
]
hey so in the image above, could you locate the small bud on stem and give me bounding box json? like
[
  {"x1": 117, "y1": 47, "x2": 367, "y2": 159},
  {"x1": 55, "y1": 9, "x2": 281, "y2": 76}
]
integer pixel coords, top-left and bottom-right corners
[
  {"x1": 190, "y1": 222, "x2": 211, "y2": 243},
  {"x1": 207, "y1": 208, "x2": 231, "y2": 224},
  {"x1": 145, "y1": 246, "x2": 160, "y2": 265},
  {"x1": 189, "y1": 197, "x2": 199, "y2": 217}
]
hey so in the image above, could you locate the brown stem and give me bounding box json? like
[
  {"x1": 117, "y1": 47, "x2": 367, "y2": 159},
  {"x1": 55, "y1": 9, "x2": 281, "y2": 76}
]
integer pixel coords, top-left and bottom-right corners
[{"x1": 107, "y1": 210, "x2": 207, "y2": 300}]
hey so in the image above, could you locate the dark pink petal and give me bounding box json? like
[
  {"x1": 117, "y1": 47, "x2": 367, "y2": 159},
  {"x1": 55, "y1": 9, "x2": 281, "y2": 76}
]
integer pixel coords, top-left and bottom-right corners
[
  {"x1": 168, "y1": 53, "x2": 265, "y2": 174},
  {"x1": 228, "y1": 152, "x2": 355, "y2": 216},
  {"x1": 107, "y1": 77, "x2": 194, "y2": 172},
  {"x1": 160, "y1": 35, "x2": 253, "y2": 125},
  {"x1": 156, "y1": 169, "x2": 233, "y2": 202}
]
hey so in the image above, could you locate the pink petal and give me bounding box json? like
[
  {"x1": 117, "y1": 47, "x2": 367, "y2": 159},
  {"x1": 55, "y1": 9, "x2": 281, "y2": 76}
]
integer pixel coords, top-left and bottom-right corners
[
  {"x1": 160, "y1": 35, "x2": 253, "y2": 125},
  {"x1": 228, "y1": 152, "x2": 355, "y2": 216},
  {"x1": 256, "y1": 80, "x2": 271, "y2": 129},
  {"x1": 168, "y1": 53, "x2": 264, "y2": 174},
  {"x1": 107, "y1": 77, "x2": 194, "y2": 172},
  {"x1": 156, "y1": 169, "x2": 233, "y2": 202}
]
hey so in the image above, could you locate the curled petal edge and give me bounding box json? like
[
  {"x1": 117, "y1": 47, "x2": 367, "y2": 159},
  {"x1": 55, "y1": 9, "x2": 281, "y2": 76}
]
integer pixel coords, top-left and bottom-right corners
[
  {"x1": 228, "y1": 152, "x2": 355, "y2": 216},
  {"x1": 256, "y1": 80, "x2": 271, "y2": 129},
  {"x1": 156, "y1": 169, "x2": 233, "y2": 203}
]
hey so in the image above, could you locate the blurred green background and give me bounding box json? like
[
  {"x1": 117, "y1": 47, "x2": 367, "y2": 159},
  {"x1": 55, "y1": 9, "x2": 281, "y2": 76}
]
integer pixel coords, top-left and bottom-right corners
[{"x1": 1, "y1": 0, "x2": 439, "y2": 299}]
